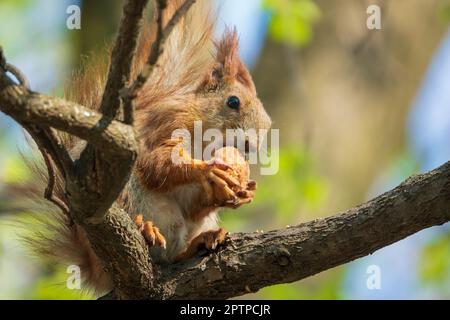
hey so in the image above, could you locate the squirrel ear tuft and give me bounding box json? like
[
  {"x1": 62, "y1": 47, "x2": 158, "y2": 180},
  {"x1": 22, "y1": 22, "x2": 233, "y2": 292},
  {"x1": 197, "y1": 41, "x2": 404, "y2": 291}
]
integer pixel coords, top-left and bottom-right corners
[
  {"x1": 216, "y1": 28, "x2": 240, "y2": 82},
  {"x1": 198, "y1": 29, "x2": 256, "y2": 93}
]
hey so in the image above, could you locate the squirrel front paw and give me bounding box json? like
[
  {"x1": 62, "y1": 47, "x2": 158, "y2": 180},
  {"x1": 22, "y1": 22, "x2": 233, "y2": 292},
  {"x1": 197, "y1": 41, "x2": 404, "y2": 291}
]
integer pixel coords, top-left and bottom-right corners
[
  {"x1": 192, "y1": 158, "x2": 241, "y2": 206},
  {"x1": 175, "y1": 228, "x2": 228, "y2": 262},
  {"x1": 202, "y1": 227, "x2": 228, "y2": 250},
  {"x1": 134, "y1": 215, "x2": 166, "y2": 249},
  {"x1": 191, "y1": 147, "x2": 255, "y2": 208}
]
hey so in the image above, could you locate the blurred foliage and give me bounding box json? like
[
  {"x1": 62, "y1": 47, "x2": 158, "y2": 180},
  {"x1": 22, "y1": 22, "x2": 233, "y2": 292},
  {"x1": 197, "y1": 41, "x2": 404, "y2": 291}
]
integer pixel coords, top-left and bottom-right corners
[
  {"x1": 254, "y1": 147, "x2": 328, "y2": 225},
  {"x1": 263, "y1": 0, "x2": 321, "y2": 47},
  {"x1": 2, "y1": 154, "x2": 30, "y2": 184},
  {"x1": 0, "y1": 0, "x2": 31, "y2": 9},
  {"x1": 222, "y1": 147, "x2": 333, "y2": 299},
  {"x1": 259, "y1": 269, "x2": 343, "y2": 300},
  {"x1": 1, "y1": 0, "x2": 449, "y2": 301},
  {"x1": 222, "y1": 147, "x2": 329, "y2": 233},
  {"x1": 438, "y1": 1, "x2": 450, "y2": 22},
  {"x1": 419, "y1": 234, "x2": 450, "y2": 288},
  {"x1": 29, "y1": 268, "x2": 93, "y2": 300}
]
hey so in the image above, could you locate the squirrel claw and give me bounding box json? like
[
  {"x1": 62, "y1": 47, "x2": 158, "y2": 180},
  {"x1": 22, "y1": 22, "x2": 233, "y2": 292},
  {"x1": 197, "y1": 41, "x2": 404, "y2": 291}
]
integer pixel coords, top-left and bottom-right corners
[
  {"x1": 237, "y1": 189, "x2": 254, "y2": 199},
  {"x1": 247, "y1": 180, "x2": 257, "y2": 191},
  {"x1": 134, "y1": 215, "x2": 167, "y2": 249},
  {"x1": 196, "y1": 162, "x2": 240, "y2": 206},
  {"x1": 210, "y1": 167, "x2": 240, "y2": 187},
  {"x1": 225, "y1": 196, "x2": 252, "y2": 209},
  {"x1": 225, "y1": 186, "x2": 254, "y2": 209}
]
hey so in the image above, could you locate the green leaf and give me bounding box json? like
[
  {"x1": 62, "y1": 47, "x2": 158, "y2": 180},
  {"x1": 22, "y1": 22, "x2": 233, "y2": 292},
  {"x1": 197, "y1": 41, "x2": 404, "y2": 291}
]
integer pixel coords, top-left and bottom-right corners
[{"x1": 222, "y1": 146, "x2": 329, "y2": 231}]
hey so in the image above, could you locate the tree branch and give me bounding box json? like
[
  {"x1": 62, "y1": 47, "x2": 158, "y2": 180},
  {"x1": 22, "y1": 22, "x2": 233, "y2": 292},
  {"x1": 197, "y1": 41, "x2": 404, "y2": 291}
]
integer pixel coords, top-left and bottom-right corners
[
  {"x1": 0, "y1": 47, "x2": 29, "y2": 88},
  {"x1": 26, "y1": 125, "x2": 71, "y2": 215},
  {"x1": 120, "y1": 0, "x2": 197, "y2": 123},
  {"x1": 99, "y1": 0, "x2": 150, "y2": 121},
  {"x1": 0, "y1": 0, "x2": 197, "y2": 299},
  {"x1": 0, "y1": 73, "x2": 138, "y2": 157},
  {"x1": 1, "y1": 48, "x2": 73, "y2": 214},
  {"x1": 0, "y1": 59, "x2": 151, "y2": 296},
  {"x1": 152, "y1": 160, "x2": 450, "y2": 299},
  {"x1": 147, "y1": 0, "x2": 197, "y2": 68},
  {"x1": 1, "y1": 0, "x2": 448, "y2": 301},
  {"x1": 72, "y1": 0, "x2": 152, "y2": 226}
]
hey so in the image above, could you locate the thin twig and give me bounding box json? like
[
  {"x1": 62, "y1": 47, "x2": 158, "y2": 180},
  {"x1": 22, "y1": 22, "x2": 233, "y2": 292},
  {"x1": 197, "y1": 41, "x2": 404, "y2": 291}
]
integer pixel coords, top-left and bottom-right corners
[
  {"x1": 22, "y1": 124, "x2": 74, "y2": 216},
  {"x1": 1, "y1": 47, "x2": 71, "y2": 215},
  {"x1": 99, "y1": 0, "x2": 150, "y2": 121},
  {"x1": 41, "y1": 147, "x2": 71, "y2": 215},
  {"x1": 23, "y1": 124, "x2": 71, "y2": 215},
  {"x1": 121, "y1": 0, "x2": 169, "y2": 124},
  {"x1": 148, "y1": 0, "x2": 169, "y2": 67},
  {"x1": 121, "y1": 0, "x2": 197, "y2": 123},
  {"x1": 139, "y1": 0, "x2": 196, "y2": 90},
  {"x1": 1, "y1": 49, "x2": 73, "y2": 178},
  {"x1": 0, "y1": 47, "x2": 6, "y2": 70},
  {"x1": 44, "y1": 128, "x2": 74, "y2": 178},
  {"x1": 0, "y1": 46, "x2": 29, "y2": 89}
]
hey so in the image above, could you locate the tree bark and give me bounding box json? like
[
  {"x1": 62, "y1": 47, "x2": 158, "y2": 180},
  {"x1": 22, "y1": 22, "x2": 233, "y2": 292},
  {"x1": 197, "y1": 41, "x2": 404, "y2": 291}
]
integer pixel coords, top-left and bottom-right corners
[
  {"x1": 155, "y1": 160, "x2": 450, "y2": 299},
  {"x1": 0, "y1": 0, "x2": 449, "y2": 300}
]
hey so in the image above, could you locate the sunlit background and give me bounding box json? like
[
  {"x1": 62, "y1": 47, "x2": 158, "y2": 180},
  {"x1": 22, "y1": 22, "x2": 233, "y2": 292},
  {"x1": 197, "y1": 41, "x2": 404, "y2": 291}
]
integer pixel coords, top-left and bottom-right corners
[{"x1": 1, "y1": 0, "x2": 449, "y2": 299}]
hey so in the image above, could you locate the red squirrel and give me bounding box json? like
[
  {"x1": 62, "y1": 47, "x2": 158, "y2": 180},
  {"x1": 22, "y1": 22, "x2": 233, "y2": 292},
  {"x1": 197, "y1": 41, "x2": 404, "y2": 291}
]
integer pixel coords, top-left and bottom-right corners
[{"x1": 24, "y1": 0, "x2": 271, "y2": 294}]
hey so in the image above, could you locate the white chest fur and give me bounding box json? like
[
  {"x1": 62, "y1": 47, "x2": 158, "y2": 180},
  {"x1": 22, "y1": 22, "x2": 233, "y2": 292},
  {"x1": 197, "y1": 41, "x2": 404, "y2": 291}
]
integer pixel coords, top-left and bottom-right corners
[{"x1": 124, "y1": 175, "x2": 219, "y2": 262}]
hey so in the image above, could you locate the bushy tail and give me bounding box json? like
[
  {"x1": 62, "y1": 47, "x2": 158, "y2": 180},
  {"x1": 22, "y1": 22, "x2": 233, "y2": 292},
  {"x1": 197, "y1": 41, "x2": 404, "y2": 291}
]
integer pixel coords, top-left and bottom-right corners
[
  {"x1": 4, "y1": 148, "x2": 111, "y2": 295},
  {"x1": 66, "y1": 0, "x2": 215, "y2": 112},
  {"x1": 2, "y1": 0, "x2": 217, "y2": 296}
]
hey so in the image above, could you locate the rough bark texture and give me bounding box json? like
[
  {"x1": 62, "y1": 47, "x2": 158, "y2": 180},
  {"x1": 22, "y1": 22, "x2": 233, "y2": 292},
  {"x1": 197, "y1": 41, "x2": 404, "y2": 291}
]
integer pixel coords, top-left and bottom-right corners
[
  {"x1": 0, "y1": 0, "x2": 449, "y2": 300},
  {"x1": 0, "y1": 74, "x2": 137, "y2": 157},
  {"x1": 82, "y1": 204, "x2": 155, "y2": 300},
  {"x1": 156, "y1": 161, "x2": 450, "y2": 299},
  {"x1": 100, "y1": 0, "x2": 149, "y2": 121}
]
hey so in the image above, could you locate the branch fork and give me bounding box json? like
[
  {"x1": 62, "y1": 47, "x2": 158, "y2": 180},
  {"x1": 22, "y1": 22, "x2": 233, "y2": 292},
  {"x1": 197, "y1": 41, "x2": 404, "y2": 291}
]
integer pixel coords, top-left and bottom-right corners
[{"x1": 0, "y1": 0, "x2": 448, "y2": 300}]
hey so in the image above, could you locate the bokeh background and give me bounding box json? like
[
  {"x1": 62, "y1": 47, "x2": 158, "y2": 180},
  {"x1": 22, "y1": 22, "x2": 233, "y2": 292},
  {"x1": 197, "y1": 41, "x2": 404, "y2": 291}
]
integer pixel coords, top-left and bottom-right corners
[{"x1": 1, "y1": 0, "x2": 450, "y2": 299}]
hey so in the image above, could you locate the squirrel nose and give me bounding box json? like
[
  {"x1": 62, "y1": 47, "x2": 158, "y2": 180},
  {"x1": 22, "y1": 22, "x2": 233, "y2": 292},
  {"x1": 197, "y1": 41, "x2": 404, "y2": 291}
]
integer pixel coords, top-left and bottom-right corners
[{"x1": 246, "y1": 103, "x2": 272, "y2": 131}]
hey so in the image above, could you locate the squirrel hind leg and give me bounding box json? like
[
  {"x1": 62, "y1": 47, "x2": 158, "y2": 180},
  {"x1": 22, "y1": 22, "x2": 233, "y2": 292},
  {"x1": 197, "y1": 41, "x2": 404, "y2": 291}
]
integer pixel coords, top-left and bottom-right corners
[
  {"x1": 134, "y1": 215, "x2": 167, "y2": 249},
  {"x1": 174, "y1": 228, "x2": 228, "y2": 262}
]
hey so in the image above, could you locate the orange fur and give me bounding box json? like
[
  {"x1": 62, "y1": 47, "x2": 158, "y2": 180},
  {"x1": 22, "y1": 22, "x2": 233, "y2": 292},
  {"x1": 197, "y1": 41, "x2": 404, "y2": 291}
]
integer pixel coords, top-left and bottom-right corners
[
  {"x1": 16, "y1": 0, "x2": 272, "y2": 294},
  {"x1": 15, "y1": 147, "x2": 110, "y2": 295}
]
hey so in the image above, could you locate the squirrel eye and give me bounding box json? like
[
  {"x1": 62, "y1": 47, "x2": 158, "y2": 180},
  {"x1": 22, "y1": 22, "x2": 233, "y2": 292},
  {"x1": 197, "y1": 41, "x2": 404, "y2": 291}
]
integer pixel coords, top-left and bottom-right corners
[{"x1": 226, "y1": 96, "x2": 241, "y2": 110}]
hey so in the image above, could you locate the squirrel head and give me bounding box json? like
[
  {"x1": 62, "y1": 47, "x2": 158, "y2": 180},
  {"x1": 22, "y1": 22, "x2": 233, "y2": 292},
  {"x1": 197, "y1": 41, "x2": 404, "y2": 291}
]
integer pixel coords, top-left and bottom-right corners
[{"x1": 195, "y1": 30, "x2": 272, "y2": 150}]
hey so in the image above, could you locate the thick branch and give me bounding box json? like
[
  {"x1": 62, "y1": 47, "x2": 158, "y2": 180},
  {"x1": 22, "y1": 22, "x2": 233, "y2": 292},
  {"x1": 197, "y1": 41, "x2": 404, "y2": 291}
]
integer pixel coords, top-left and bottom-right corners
[
  {"x1": 1, "y1": 48, "x2": 74, "y2": 213},
  {"x1": 0, "y1": 0, "x2": 197, "y2": 299},
  {"x1": 82, "y1": 204, "x2": 155, "y2": 299},
  {"x1": 152, "y1": 160, "x2": 450, "y2": 299},
  {"x1": 2, "y1": 0, "x2": 448, "y2": 301},
  {"x1": 0, "y1": 73, "x2": 138, "y2": 157},
  {"x1": 74, "y1": 0, "x2": 195, "y2": 224},
  {"x1": 0, "y1": 68, "x2": 138, "y2": 224},
  {"x1": 74, "y1": 0, "x2": 152, "y2": 226}
]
